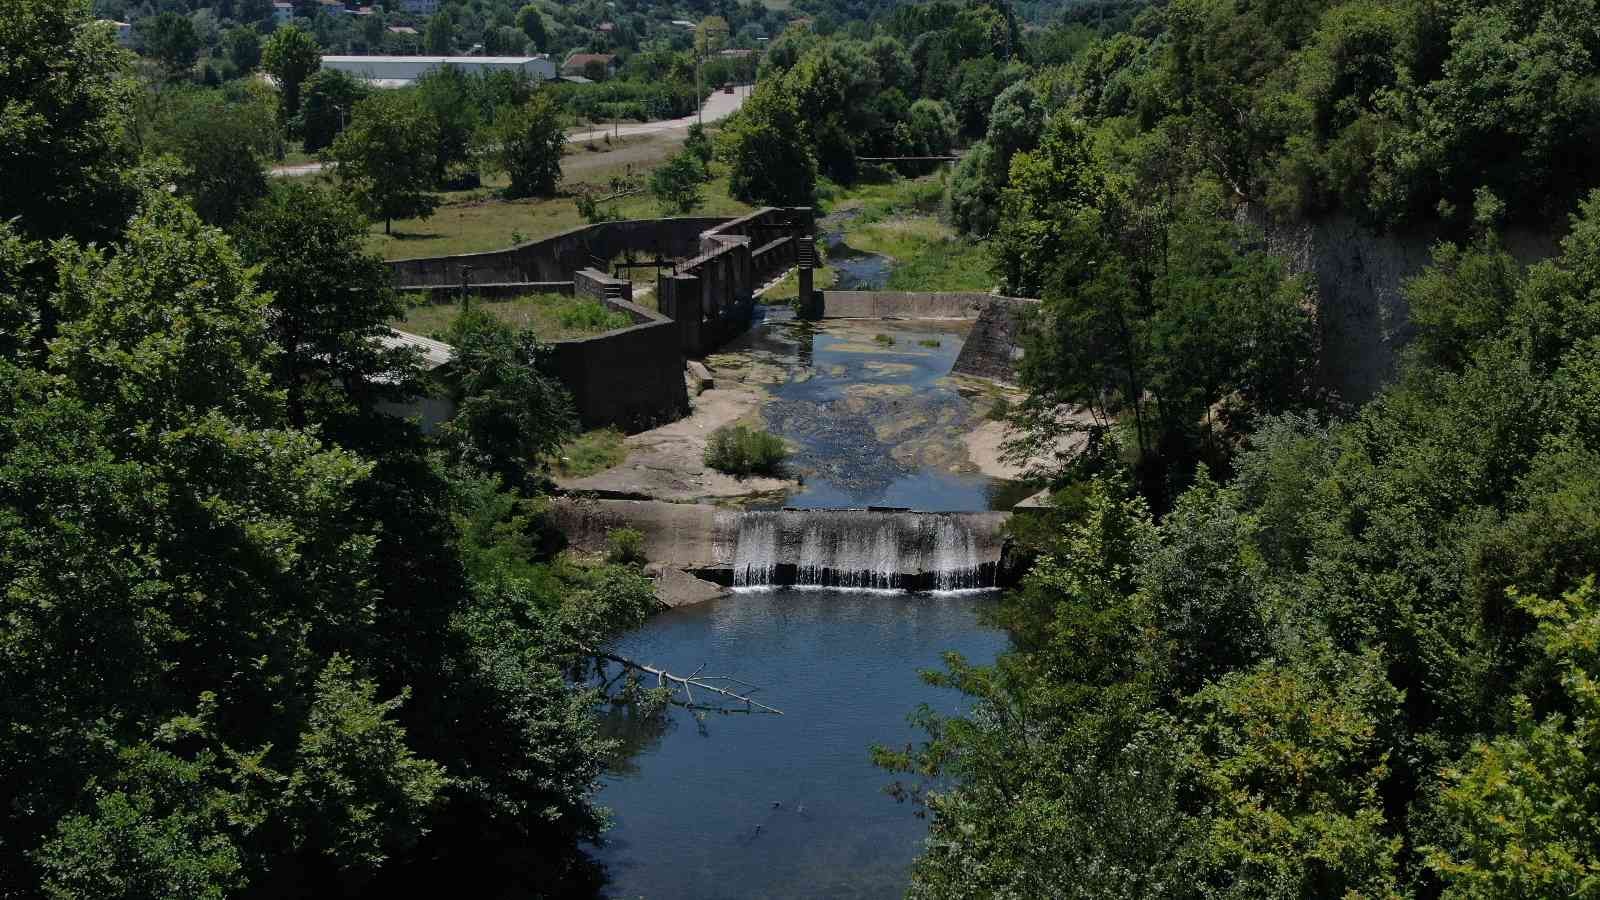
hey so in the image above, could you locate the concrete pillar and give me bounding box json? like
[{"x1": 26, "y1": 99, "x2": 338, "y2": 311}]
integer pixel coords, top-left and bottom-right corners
[{"x1": 797, "y1": 236, "x2": 821, "y2": 320}]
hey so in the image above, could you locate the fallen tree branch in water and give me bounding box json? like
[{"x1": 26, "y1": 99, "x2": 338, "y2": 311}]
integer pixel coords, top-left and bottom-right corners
[{"x1": 581, "y1": 645, "x2": 784, "y2": 715}]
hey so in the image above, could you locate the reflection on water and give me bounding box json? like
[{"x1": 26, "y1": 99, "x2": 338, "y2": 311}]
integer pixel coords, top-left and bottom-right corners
[{"x1": 590, "y1": 589, "x2": 1007, "y2": 900}]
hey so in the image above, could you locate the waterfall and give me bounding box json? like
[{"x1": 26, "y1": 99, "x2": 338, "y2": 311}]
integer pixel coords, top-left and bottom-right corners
[{"x1": 727, "y1": 509, "x2": 997, "y2": 592}]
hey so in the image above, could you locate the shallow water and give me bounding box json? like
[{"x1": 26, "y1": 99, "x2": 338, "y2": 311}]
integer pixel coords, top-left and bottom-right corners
[
  {"x1": 721, "y1": 318, "x2": 1018, "y2": 511},
  {"x1": 821, "y1": 229, "x2": 893, "y2": 291},
  {"x1": 590, "y1": 589, "x2": 1007, "y2": 899}
]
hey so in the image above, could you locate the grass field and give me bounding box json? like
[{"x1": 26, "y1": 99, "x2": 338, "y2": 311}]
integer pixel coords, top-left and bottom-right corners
[
  {"x1": 552, "y1": 427, "x2": 629, "y2": 478},
  {"x1": 393, "y1": 293, "x2": 632, "y2": 342},
  {"x1": 813, "y1": 173, "x2": 996, "y2": 293}
]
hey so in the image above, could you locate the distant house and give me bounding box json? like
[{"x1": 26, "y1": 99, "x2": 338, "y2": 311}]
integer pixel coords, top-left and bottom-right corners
[
  {"x1": 387, "y1": 25, "x2": 418, "y2": 35},
  {"x1": 272, "y1": 2, "x2": 293, "y2": 24},
  {"x1": 718, "y1": 48, "x2": 756, "y2": 58},
  {"x1": 561, "y1": 53, "x2": 616, "y2": 78},
  {"x1": 316, "y1": 0, "x2": 349, "y2": 15},
  {"x1": 401, "y1": 0, "x2": 440, "y2": 13},
  {"x1": 597, "y1": 21, "x2": 615, "y2": 33},
  {"x1": 671, "y1": 19, "x2": 696, "y2": 28},
  {"x1": 321, "y1": 55, "x2": 558, "y2": 88}
]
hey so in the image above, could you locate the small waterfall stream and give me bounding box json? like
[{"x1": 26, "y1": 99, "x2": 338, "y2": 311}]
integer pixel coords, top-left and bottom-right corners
[{"x1": 729, "y1": 510, "x2": 996, "y2": 592}]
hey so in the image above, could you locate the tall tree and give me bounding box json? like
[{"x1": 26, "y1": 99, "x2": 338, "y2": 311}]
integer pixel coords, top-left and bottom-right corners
[
  {"x1": 329, "y1": 91, "x2": 440, "y2": 234},
  {"x1": 515, "y1": 4, "x2": 547, "y2": 51},
  {"x1": 262, "y1": 24, "x2": 321, "y2": 123},
  {"x1": 136, "y1": 12, "x2": 201, "y2": 76},
  {"x1": 478, "y1": 93, "x2": 566, "y2": 199},
  {"x1": 0, "y1": 0, "x2": 139, "y2": 246},
  {"x1": 235, "y1": 181, "x2": 409, "y2": 430},
  {"x1": 148, "y1": 86, "x2": 278, "y2": 227}
]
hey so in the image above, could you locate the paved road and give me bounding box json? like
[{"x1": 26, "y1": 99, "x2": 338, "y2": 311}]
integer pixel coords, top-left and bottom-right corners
[
  {"x1": 568, "y1": 86, "x2": 747, "y2": 144},
  {"x1": 271, "y1": 88, "x2": 747, "y2": 178}
]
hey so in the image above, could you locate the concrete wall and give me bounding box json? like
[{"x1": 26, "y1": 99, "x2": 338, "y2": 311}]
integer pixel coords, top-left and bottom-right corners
[
  {"x1": 952, "y1": 297, "x2": 1039, "y2": 384},
  {"x1": 656, "y1": 207, "x2": 812, "y2": 356},
  {"x1": 548, "y1": 271, "x2": 686, "y2": 430},
  {"x1": 822, "y1": 291, "x2": 993, "y2": 319},
  {"x1": 389, "y1": 217, "x2": 731, "y2": 287},
  {"x1": 397, "y1": 281, "x2": 575, "y2": 303}
]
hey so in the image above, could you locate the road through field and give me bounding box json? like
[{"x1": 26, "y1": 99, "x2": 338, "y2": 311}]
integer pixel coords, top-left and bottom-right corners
[{"x1": 271, "y1": 88, "x2": 747, "y2": 177}]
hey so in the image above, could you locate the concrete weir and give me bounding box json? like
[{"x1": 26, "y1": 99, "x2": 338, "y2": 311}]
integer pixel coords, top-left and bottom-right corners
[{"x1": 550, "y1": 498, "x2": 1012, "y2": 594}]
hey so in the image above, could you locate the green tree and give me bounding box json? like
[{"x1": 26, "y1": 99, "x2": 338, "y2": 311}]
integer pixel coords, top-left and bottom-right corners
[
  {"x1": 413, "y1": 65, "x2": 483, "y2": 185},
  {"x1": 235, "y1": 181, "x2": 408, "y2": 429},
  {"x1": 148, "y1": 86, "x2": 278, "y2": 227},
  {"x1": 136, "y1": 12, "x2": 201, "y2": 76},
  {"x1": 330, "y1": 91, "x2": 440, "y2": 234},
  {"x1": 299, "y1": 67, "x2": 371, "y2": 153},
  {"x1": 223, "y1": 25, "x2": 262, "y2": 73},
  {"x1": 650, "y1": 151, "x2": 707, "y2": 215},
  {"x1": 1428, "y1": 580, "x2": 1600, "y2": 895},
  {"x1": 0, "y1": 0, "x2": 139, "y2": 246},
  {"x1": 262, "y1": 24, "x2": 321, "y2": 123},
  {"x1": 719, "y1": 82, "x2": 817, "y2": 206},
  {"x1": 425, "y1": 11, "x2": 454, "y2": 55},
  {"x1": 442, "y1": 310, "x2": 577, "y2": 488},
  {"x1": 478, "y1": 93, "x2": 566, "y2": 199},
  {"x1": 515, "y1": 4, "x2": 547, "y2": 51}
]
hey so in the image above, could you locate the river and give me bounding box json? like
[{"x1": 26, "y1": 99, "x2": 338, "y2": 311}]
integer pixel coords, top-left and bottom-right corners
[
  {"x1": 587, "y1": 297, "x2": 1015, "y2": 897},
  {"x1": 590, "y1": 589, "x2": 1006, "y2": 899}
]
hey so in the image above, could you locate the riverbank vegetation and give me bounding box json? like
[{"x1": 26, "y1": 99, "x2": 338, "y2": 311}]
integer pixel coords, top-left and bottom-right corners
[
  {"x1": 867, "y1": 0, "x2": 1600, "y2": 896},
  {"x1": 704, "y1": 424, "x2": 790, "y2": 477},
  {"x1": 0, "y1": 4, "x2": 671, "y2": 895}
]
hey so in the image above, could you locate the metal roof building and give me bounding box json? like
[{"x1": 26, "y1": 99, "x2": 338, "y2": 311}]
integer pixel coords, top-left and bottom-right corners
[{"x1": 320, "y1": 55, "x2": 557, "y2": 87}]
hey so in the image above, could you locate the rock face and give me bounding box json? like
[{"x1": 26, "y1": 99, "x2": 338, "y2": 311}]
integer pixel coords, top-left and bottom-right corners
[{"x1": 1242, "y1": 206, "x2": 1561, "y2": 402}]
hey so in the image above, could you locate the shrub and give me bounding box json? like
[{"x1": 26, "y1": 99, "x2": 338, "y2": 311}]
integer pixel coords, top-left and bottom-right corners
[
  {"x1": 558, "y1": 300, "x2": 631, "y2": 333},
  {"x1": 918, "y1": 337, "x2": 942, "y2": 347},
  {"x1": 704, "y1": 425, "x2": 788, "y2": 477},
  {"x1": 874, "y1": 333, "x2": 896, "y2": 346},
  {"x1": 605, "y1": 527, "x2": 647, "y2": 565}
]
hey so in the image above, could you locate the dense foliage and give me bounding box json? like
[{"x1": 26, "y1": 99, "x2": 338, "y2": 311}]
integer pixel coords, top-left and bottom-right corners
[
  {"x1": 1, "y1": 3, "x2": 669, "y2": 896},
  {"x1": 875, "y1": 1, "x2": 1600, "y2": 897}
]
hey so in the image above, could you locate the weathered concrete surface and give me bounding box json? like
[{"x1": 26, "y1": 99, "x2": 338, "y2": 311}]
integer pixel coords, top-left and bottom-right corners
[
  {"x1": 822, "y1": 291, "x2": 991, "y2": 319},
  {"x1": 951, "y1": 297, "x2": 1038, "y2": 384},
  {"x1": 388, "y1": 217, "x2": 731, "y2": 287},
  {"x1": 549, "y1": 497, "x2": 727, "y2": 570}
]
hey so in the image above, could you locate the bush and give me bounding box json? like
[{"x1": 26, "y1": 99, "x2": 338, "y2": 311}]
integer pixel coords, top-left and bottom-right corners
[
  {"x1": 558, "y1": 300, "x2": 631, "y2": 333},
  {"x1": 605, "y1": 527, "x2": 647, "y2": 565},
  {"x1": 704, "y1": 425, "x2": 788, "y2": 477},
  {"x1": 874, "y1": 333, "x2": 896, "y2": 346}
]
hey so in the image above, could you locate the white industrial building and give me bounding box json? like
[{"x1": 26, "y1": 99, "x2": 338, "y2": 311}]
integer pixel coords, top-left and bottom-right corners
[{"x1": 320, "y1": 55, "x2": 557, "y2": 88}]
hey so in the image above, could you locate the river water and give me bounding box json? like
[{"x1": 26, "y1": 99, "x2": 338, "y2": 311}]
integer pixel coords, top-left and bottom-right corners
[
  {"x1": 588, "y1": 298, "x2": 1018, "y2": 897},
  {"x1": 590, "y1": 589, "x2": 1006, "y2": 899}
]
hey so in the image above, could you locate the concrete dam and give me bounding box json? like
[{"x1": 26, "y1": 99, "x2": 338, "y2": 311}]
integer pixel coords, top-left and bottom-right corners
[
  {"x1": 727, "y1": 509, "x2": 1003, "y2": 591},
  {"x1": 549, "y1": 499, "x2": 1012, "y2": 593}
]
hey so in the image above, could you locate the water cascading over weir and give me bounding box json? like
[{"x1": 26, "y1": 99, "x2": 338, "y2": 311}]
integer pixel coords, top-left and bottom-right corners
[{"x1": 723, "y1": 509, "x2": 1006, "y2": 592}]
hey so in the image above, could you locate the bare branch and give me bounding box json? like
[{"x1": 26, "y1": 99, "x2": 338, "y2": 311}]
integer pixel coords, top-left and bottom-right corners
[{"x1": 582, "y1": 645, "x2": 784, "y2": 715}]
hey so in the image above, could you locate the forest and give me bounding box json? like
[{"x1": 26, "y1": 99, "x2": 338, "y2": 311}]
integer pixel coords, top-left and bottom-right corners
[
  {"x1": 846, "y1": 0, "x2": 1600, "y2": 897},
  {"x1": 9, "y1": 0, "x2": 1600, "y2": 896}
]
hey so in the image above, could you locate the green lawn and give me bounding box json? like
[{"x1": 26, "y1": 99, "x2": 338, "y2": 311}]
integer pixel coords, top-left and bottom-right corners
[
  {"x1": 392, "y1": 293, "x2": 631, "y2": 342},
  {"x1": 552, "y1": 427, "x2": 629, "y2": 478}
]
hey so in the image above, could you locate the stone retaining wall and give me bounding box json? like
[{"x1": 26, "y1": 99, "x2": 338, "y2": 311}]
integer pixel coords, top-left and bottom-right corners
[{"x1": 387, "y1": 217, "x2": 730, "y2": 287}]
